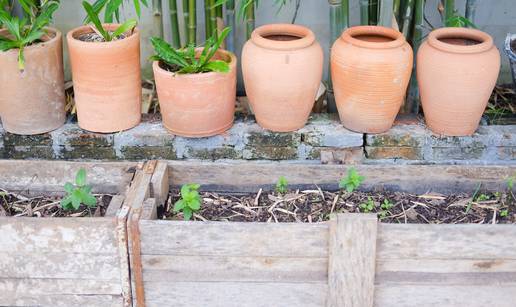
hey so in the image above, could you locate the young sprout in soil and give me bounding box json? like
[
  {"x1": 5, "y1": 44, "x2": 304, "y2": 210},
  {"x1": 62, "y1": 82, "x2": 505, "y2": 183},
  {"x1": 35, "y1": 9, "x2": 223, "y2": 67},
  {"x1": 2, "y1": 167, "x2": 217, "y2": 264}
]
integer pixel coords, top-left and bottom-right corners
[
  {"x1": 500, "y1": 209, "x2": 509, "y2": 217},
  {"x1": 507, "y1": 173, "x2": 516, "y2": 191},
  {"x1": 339, "y1": 167, "x2": 365, "y2": 193},
  {"x1": 174, "y1": 183, "x2": 202, "y2": 221},
  {"x1": 61, "y1": 168, "x2": 97, "y2": 210},
  {"x1": 379, "y1": 199, "x2": 394, "y2": 219},
  {"x1": 275, "y1": 176, "x2": 288, "y2": 195},
  {"x1": 82, "y1": 1, "x2": 137, "y2": 42},
  {"x1": 359, "y1": 196, "x2": 375, "y2": 213},
  {"x1": 150, "y1": 27, "x2": 231, "y2": 74}
]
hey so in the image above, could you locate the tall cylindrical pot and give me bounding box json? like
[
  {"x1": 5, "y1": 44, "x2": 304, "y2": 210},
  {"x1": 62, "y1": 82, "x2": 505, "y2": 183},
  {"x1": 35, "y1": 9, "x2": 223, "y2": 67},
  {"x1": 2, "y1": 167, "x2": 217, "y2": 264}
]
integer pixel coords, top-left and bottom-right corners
[
  {"x1": 331, "y1": 26, "x2": 413, "y2": 133},
  {"x1": 0, "y1": 28, "x2": 65, "y2": 135},
  {"x1": 242, "y1": 24, "x2": 323, "y2": 132},
  {"x1": 418, "y1": 28, "x2": 500, "y2": 136},
  {"x1": 67, "y1": 24, "x2": 141, "y2": 133},
  {"x1": 153, "y1": 49, "x2": 237, "y2": 137}
]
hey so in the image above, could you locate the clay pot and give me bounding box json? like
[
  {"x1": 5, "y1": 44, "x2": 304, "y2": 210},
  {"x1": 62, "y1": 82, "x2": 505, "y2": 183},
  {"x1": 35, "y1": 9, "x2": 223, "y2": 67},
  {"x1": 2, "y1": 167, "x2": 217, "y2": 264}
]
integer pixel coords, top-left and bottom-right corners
[
  {"x1": 418, "y1": 28, "x2": 500, "y2": 136},
  {"x1": 0, "y1": 28, "x2": 65, "y2": 135},
  {"x1": 153, "y1": 49, "x2": 237, "y2": 137},
  {"x1": 242, "y1": 24, "x2": 323, "y2": 132},
  {"x1": 331, "y1": 26, "x2": 413, "y2": 133},
  {"x1": 67, "y1": 24, "x2": 141, "y2": 133}
]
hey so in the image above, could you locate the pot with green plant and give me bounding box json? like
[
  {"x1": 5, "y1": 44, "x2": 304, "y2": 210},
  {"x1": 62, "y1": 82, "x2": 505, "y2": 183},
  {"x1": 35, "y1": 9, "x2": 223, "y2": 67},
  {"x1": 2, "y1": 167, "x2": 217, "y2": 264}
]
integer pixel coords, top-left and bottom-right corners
[
  {"x1": 66, "y1": 1, "x2": 141, "y2": 133},
  {"x1": 0, "y1": 0, "x2": 65, "y2": 135},
  {"x1": 150, "y1": 27, "x2": 237, "y2": 137}
]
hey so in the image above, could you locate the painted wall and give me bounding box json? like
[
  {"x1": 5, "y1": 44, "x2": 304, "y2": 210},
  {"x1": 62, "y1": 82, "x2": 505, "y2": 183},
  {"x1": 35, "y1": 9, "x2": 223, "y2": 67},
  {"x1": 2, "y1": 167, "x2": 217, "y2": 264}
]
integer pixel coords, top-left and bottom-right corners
[{"x1": 49, "y1": 0, "x2": 515, "y2": 83}]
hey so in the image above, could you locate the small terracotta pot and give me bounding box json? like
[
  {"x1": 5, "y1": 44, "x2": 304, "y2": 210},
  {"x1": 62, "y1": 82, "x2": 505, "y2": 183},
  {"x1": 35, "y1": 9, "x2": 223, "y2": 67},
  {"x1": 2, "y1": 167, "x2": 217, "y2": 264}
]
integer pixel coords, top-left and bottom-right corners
[
  {"x1": 0, "y1": 28, "x2": 65, "y2": 135},
  {"x1": 242, "y1": 24, "x2": 323, "y2": 132},
  {"x1": 153, "y1": 49, "x2": 237, "y2": 137},
  {"x1": 331, "y1": 26, "x2": 413, "y2": 133},
  {"x1": 67, "y1": 24, "x2": 141, "y2": 133},
  {"x1": 418, "y1": 28, "x2": 500, "y2": 136}
]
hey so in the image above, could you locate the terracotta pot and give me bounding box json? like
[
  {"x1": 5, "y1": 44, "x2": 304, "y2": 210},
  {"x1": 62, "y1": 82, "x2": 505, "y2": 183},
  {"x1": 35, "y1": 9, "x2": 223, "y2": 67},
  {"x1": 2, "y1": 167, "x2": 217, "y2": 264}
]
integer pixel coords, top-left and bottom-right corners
[
  {"x1": 67, "y1": 24, "x2": 141, "y2": 133},
  {"x1": 331, "y1": 26, "x2": 413, "y2": 133},
  {"x1": 153, "y1": 49, "x2": 237, "y2": 137},
  {"x1": 418, "y1": 28, "x2": 500, "y2": 136},
  {"x1": 0, "y1": 28, "x2": 65, "y2": 135},
  {"x1": 242, "y1": 24, "x2": 323, "y2": 132}
]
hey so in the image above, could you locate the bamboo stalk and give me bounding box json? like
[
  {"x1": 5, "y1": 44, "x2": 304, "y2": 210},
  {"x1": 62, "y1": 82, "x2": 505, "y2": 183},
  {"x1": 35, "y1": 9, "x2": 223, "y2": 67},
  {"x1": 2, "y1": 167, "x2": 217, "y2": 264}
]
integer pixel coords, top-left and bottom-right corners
[
  {"x1": 393, "y1": 0, "x2": 401, "y2": 22},
  {"x1": 401, "y1": 0, "x2": 414, "y2": 38},
  {"x1": 359, "y1": 0, "x2": 369, "y2": 25},
  {"x1": 245, "y1": 1, "x2": 255, "y2": 40},
  {"x1": 444, "y1": 0, "x2": 455, "y2": 26},
  {"x1": 182, "y1": 0, "x2": 189, "y2": 46},
  {"x1": 152, "y1": 0, "x2": 164, "y2": 39},
  {"x1": 204, "y1": 0, "x2": 212, "y2": 39},
  {"x1": 169, "y1": 0, "x2": 181, "y2": 48},
  {"x1": 403, "y1": 0, "x2": 424, "y2": 115},
  {"x1": 378, "y1": 0, "x2": 394, "y2": 27},
  {"x1": 369, "y1": 0, "x2": 378, "y2": 25},
  {"x1": 327, "y1": 0, "x2": 343, "y2": 113},
  {"x1": 465, "y1": 0, "x2": 477, "y2": 25},
  {"x1": 341, "y1": 0, "x2": 349, "y2": 30},
  {"x1": 226, "y1": 0, "x2": 236, "y2": 52},
  {"x1": 188, "y1": 0, "x2": 196, "y2": 44},
  {"x1": 209, "y1": 0, "x2": 217, "y2": 37}
]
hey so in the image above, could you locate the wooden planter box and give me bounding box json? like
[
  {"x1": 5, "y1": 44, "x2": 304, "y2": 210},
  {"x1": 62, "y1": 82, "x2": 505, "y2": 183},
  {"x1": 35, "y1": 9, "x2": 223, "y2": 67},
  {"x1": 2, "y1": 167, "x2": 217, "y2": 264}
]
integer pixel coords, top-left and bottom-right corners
[
  {"x1": 129, "y1": 161, "x2": 516, "y2": 307},
  {"x1": 0, "y1": 160, "x2": 138, "y2": 306}
]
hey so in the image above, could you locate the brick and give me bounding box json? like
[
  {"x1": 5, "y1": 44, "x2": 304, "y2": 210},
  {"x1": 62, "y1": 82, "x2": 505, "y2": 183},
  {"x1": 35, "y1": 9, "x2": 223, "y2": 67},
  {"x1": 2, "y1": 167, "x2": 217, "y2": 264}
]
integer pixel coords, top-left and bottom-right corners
[
  {"x1": 120, "y1": 146, "x2": 176, "y2": 160},
  {"x1": 365, "y1": 146, "x2": 424, "y2": 160},
  {"x1": 432, "y1": 146, "x2": 486, "y2": 160},
  {"x1": 366, "y1": 124, "x2": 426, "y2": 147},
  {"x1": 4, "y1": 146, "x2": 55, "y2": 160},
  {"x1": 497, "y1": 147, "x2": 516, "y2": 160}
]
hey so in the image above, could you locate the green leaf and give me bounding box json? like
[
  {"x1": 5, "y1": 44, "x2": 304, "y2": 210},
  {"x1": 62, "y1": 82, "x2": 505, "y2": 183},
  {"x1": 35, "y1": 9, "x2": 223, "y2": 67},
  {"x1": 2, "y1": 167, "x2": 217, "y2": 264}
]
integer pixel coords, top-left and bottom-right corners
[
  {"x1": 64, "y1": 182, "x2": 74, "y2": 194},
  {"x1": 60, "y1": 196, "x2": 73, "y2": 210},
  {"x1": 104, "y1": 0, "x2": 122, "y2": 23},
  {"x1": 82, "y1": 1, "x2": 111, "y2": 41},
  {"x1": 82, "y1": 192, "x2": 97, "y2": 207},
  {"x1": 71, "y1": 190, "x2": 82, "y2": 209},
  {"x1": 150, "y1": 36, "x2": 189, "y2": 68},
  {"x1": 188, "y1": 199, "x2": 201, "y2": 211},
  {"x1": 202, "y1": 60, "x2": 230, "y2": 73},
  {"x1": 173, "y1": 199, "x2": 185, "y2": 212},
  {"x1": 76, "y1": 168, "x2": 87, "y2": 187},
  {"x1": 112, "y1": 18, "x2": 137, "y2": 38},
  {"x1": 182, "y1": 207, "x2": 193, "y2": 221},
  {"x1": 17, "y1": 46, "x2": 25, "y2": 70}
]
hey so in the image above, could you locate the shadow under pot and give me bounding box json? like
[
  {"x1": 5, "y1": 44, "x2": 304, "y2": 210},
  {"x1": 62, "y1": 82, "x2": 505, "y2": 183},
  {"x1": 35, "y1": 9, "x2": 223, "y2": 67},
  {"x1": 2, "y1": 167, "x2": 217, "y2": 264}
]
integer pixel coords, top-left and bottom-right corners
[
  {"x1": 67, "y1": 24, "x2": 141, "y2": 133},
  {"x1": 418, "y1": 27, "x2": 500, "y2": 136},
  {"x1": 331, "y1": 26, "x2": 413, "y2": 134},
  {"x1": 153, "y1": 49, "x2": 237, "y2": 137},
  {"x1": 242, "y1": 24, "x2": 324, "y2": 132},
  {"x1": 0, "y1": 27, "x2": 66, "y2": 135}
]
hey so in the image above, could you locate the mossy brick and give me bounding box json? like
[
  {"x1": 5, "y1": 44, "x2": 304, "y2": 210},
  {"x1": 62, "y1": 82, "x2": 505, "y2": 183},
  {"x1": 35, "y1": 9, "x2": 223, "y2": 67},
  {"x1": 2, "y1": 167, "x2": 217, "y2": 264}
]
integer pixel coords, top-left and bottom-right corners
[
  {"x1": 367, "y1": 124, "x2": 425, "y2": 147},
  {"x1": 185, "y1": 147, "x2": 241, "y2": 160},
  {"x1": 365, "y1": 146, "x2": 423, "y2": 160},
  {"x1": 61, "y1": 146, "x2": 117, "y2": 160},
  {"x1": 431, "y1": 145, "x2": 486, "y2": 160},
  {"x1": 245, "y1": 131, "x2": 300, "y2": 148},
  {"x1": 3, "y1": 132, "x2": 52, "y2": 147},
  {"x1": 120, "y1": 146, "x2": 177, "y2": 160},
  {"x1": 4, "y1": 146, "x2": 54, "y2": 159},
  {"x1": 245, "y1": 146, "x2": 298, "y2": 160},
  {"x1": 55, "y1": 125, "x2": 114, "y2": 147}
]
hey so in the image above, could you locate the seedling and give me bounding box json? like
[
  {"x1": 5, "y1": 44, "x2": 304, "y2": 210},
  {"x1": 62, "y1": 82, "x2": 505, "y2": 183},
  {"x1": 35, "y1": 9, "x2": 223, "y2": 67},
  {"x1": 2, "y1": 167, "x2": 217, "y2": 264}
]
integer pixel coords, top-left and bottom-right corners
[
  {"x1": 475, "y1": 194, "x2": 490, "y2": 202},
  {"x1": 500, "y1": 209, "x2": 509, "y2": 218},
  {"x1": 359, "y1": 197, "x2": 375, "y2": 213},
  {"x1": 381, "y1": 199, "x2": 393, "y2": 210},
  {"x1": 174, "y1": 184, "x2": 202, "y2": 221},
  {"x1": 61, "y1": 168, "x2": 97, "y2": 210},
  {"x1": 0, "y1": 0, "x2": 59, "y2": 70},
  {"x1": 82, "y1": 1, "x2": 137, "y2": 42},
  {"x1": 275, "y1": 176, "x2": 288, "y2": 195},
  {"x1": 507, "y1": 173, "x2": 516, "y2": 191},
  {"x1": 339, "y1": 167, "x2": 365, "y2": 193},
  {"x1": 150, "y1": 27, "x2": 231, "y2": 74}
]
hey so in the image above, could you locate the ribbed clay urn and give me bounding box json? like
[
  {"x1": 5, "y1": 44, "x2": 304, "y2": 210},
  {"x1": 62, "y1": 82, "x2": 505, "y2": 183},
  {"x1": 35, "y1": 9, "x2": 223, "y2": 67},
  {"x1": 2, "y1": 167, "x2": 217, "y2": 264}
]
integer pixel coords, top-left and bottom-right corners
[
  {"x1": 0, "y1": 28, "x2": 65, "y2": 135},
  {"x1": 331, "y1": 26, "x2": 413, "y2": 133},
  {"x1": 153, "y1": 49, "x2": 237, "y2": 137},
  {"x1": 418, "y1": 28, "x2": 500, "y2": 136},
  {"x1": 67, "y1": 24, "x2": 141, "y2": 133},
  {"x1": 242, "y1": 24, "x2": 323, "y2": 132}
]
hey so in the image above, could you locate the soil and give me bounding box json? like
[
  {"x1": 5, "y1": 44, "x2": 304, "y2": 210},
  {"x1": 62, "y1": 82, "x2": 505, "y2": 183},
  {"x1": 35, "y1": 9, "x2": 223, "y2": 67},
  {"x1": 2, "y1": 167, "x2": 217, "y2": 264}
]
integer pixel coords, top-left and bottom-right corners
[
  {"x1": 511, "y1": 39, "x2": 516, "y2": 53},
  {"x1": 158, "y1": 61, "x2": 181, "y2": 73},
  {"x1": 162, "y1": 188, "x2": 516, "y2": 224},
  {"x1": 77, "y1": 32, "x2": 126, "y2": 42},
  {"x1": 0, "y1": 189, "x2": 112, "y2": 218},
  {"x1": 485, "y1": 85, "x2": 516, "y2": 123}
]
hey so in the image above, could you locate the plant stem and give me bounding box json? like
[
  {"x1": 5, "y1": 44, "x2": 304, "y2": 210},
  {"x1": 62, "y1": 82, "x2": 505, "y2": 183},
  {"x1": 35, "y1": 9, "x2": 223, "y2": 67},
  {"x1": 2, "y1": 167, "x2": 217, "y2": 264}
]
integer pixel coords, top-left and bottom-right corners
[
  {"x1": 359, "y1": 0, "x2": 369, "y2": 25},
  {"x1": 378, "y1": 0, "x2": 394, "y2": 27},
  {"x1": 444, "y1": 0, "x2": 455, "y2": 26},
  {"x1": 291, "y1": 0, "x2": 301, "y2": 24},
  {"x1": 182, "y1": 0, "x2": 189, "y2": 46},
  {"x1": 369, "y1": 0, "x2": 378, "y2": 25},
  {"x1": 188, "y1": 0, "x2": 196, "y2": 44},
  {"x1": 403, "y1": 0, "x2": 424, "y2": 115},
  {"x1": 152, "y1": 0, "x2": 164, "y2": 39},
  {"x1": 225, "y1": 0, "x2": 236, "y2": 52},
  {"x1": 245, "y1": 1, "x2": 255, "y2": 40},
  {"x1": 401, "y1": 0, "x2": 414, "y2": 38},
  {"x1": 169, "y1": 0, "x2": 181, "y2": 48},
  {"x1": 465, "y1": 0, "x2": 477, "y2": 25}
]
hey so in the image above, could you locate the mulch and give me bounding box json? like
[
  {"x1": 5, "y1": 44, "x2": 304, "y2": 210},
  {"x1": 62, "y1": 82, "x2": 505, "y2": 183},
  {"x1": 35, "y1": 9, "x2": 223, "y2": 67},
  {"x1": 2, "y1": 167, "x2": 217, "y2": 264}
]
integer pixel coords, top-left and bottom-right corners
[{"x1": 163, "y1": 188, "x2": 516, "y2": 224}]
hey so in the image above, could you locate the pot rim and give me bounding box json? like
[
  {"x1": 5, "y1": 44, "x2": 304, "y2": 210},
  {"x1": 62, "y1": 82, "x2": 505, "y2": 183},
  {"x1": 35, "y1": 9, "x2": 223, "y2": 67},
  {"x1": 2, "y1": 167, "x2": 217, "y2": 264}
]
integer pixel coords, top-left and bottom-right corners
[
  {"x1": 250, "y1": 23, "x2": 316, "y2": 51},
  {"x1": 152, "y1": 48, "x2": 237, "y2": 79},
  {"x1": 340, "y1": 26, "x2": 406, "y2": 49},
  {"x1": 427, "y1": 27, "x2": 494, "y2": 54},
  {"x1": 66, "y1": 23, "x2": 140, "y2": 46},
  {"x1": 0, "y1": 27, "x2": 60, "y2": 53}
]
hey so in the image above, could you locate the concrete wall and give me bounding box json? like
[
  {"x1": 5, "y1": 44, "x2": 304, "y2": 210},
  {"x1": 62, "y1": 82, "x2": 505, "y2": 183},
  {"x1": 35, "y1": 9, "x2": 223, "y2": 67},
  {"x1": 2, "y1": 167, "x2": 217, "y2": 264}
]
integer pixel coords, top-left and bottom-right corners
[{"x1": 50, "y1": 0, "x2": 515, "y2": 82}]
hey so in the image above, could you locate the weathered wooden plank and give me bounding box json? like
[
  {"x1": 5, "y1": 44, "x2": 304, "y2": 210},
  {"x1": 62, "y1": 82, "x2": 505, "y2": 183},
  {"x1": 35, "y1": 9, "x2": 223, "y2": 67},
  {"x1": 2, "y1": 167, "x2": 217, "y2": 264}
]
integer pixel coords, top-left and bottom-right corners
[
  {"x1": 327, "y1": 214, "x2": 377, "y2": 307},
  {"x1": 117, "y1": 205, "x2": 132, "y2": 307},
  {"x1": 3, "y1": 294, "x2": 123, "y2": 307},
  {"x1": 106, "y1": 195, "x2": 125, "y2": 217},
  {"x1": 0, "y1": 217, "x2": 118, "y2": 253},
  {"x1": 150, "y1": 161, "x2": 169, "y2": 206},
  {"x1": 375, "y1": 271, "x2": 516, "y2": 286},
  {"x1": 377, "y1": 224, "x2": 516, "y2": 259},
  {"x1": 141, "y1": 255, "x2": 327, "y2": 282},
  {"x1": 0, "y1": 252, "x2": 120, "y2": 280},
  {"x1": 167, "y1": 161, "x2": 516, "y2": 194},
  {"x1": 0, "y1": 278, "x2": 122, "y2": 297},
  {"x1": 141, "y1": 198, "x2": 158, "y2": 220},
  {"x1": 138, "y1": 220, "x2": 329, "y2": 257},
  {"x1": 377, "y1": 259, "x2": 516, "y2": 273},
  {"x1": 143, "y1": 281, "x2": 327, "y2": 307},
  {"x1": 374, "y1": 285, "x2": 516, "y2": 307},
  {"x1": 0, "y1": 159, "x2": 135, "y2": 195}
]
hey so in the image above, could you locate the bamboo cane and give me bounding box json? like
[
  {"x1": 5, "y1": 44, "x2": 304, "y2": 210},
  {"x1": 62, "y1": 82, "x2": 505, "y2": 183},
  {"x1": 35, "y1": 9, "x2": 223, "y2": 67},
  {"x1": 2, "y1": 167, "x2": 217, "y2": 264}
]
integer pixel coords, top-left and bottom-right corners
[
  {"x1": 393, "y1": 0, "x2": 400, "y2": 22},
  {"x1": 403, "y1": 0, "x2": 424, "y2": 114},
  {"x1": 152, "y1": 0, "x2": 164, "y2": 39},
  {"x1": 245, "y1": 1, "x2": 255, "y2": 40},
  {"x1": 465, "y1": 0, "x2": 477, "y2": 25},
  {"x1": 204, "y1": 0, "x2": 211, "y2": 39},
  {"x1": 182, "y1": 0, "x2": 189, "y2": 46},
  {"x1": 401, "y1": 0, "x2": 414, "y2": 38},
  {"x1": 369, "y1": 0, "x2": 378, "y2": 25},
  {"x1": 169, "y1": 0, "x2": 181, "y2": 48},
  {"x1": 209, "y1": 0, "x2": 217, "y2": 37},
  {"x1": 188, "y1": 0, "x2": 196, "y2": 44},
  {"x1": 327, "y1": 0, "x2": 343, "y2": 113},
  {"x1": 359, "y1": 0, "x2": 369, "y2": 25},
  {"x1": 444, "y1": 0, "x2": 455, "y2": 26},
  {"x1": 378, "y1": 0, "x2": 394, "y2": 27},
  {"x1": 226, "y1": 0, "x2": 236, "y2": 52},
  {"x1": 341, "y1": 0, "x2": 349, "y2": 30}
]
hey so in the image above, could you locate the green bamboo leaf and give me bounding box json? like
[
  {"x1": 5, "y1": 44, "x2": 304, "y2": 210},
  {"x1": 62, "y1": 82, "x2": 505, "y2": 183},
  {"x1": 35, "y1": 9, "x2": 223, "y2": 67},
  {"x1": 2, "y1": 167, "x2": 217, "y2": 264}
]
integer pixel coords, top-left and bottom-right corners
[
  {"x1": 150, "y1": 36, "x2": 189, "y2": 67},
  {"x1": 104, "y1": 0, "x2": 122, "y2": 23},
  {"x1": 82, "y1": 1, "x2": 111, "y2": 41},
  {"x1": 112, "y1": 18, "x2": 137, "y2": 38},
  {"x1": 202, "y1": 60, "x2": 229, "y2": 73}
]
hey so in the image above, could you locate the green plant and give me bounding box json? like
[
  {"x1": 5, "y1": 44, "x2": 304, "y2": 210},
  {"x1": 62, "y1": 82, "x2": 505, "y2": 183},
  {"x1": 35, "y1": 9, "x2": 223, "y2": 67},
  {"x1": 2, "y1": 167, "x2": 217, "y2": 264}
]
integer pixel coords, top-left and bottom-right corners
[
  {"x1": 339, "y1": 167, "x2": 365, "y2": 193},
  {"x1": 85, "y1": 0, "x2": 148, "y2": 23},
  {"x1": 0, "y1": 0, "x2": 59, "y2": 70},
  {"x1": 275, "y1": 176, "x2": 288, "y2": 194},
  {"x1": 359, "y1": 197, "x2": 375, "y2": 213},
  {"x1": 507, "y1": 173, "x2": 516, "y2": 191},
  {"x1": 381, "y1": 199, "x2": 393, "y2": 210},
  {"x1": 82, "y1": 1, "x2": 137, "y2": 42},
  {"x1": 174, "y1": 183, "x2": 202, "y2": 221},
  {"x1": 475, "y1": 194, "x2": 490, "y2": 202},
  {"x1": 61, "y1": 169, "x2": 97, "y2": 210},
  {"x1": 500, "y1": 209, "x2": 509, "y2": 218},
  {"x1": 150, "y1": 26, "x2": 231, "y2": 74}
]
